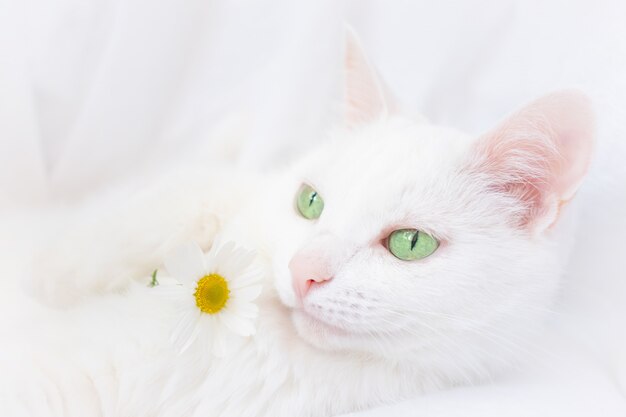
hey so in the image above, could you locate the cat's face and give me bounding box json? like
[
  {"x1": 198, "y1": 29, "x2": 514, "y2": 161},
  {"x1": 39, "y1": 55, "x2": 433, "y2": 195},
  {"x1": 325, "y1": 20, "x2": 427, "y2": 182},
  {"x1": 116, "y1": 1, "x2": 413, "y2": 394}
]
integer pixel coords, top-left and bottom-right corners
[
  {"x1": 267, "y1": 32, "x2": 593, "y2": 373},
  {"x1": 270, "y1": 120, "x2": 553, "y2": 362}
]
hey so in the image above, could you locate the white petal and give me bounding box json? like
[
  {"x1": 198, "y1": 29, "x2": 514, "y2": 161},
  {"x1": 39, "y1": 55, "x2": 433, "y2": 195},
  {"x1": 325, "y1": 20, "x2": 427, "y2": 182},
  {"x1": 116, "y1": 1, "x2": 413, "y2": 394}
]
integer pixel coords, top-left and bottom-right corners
[
  {"x1": 152, "y1": 284, "x2": 189, "y2": 301},
  {"x1": 211, "y1": 332, "x2": 228, "y2": 357},
  {"x1": 233, "y1": 285, "x2": 262, "y2": 302},
  {"x1": 228, "y1": 301, "x2": 258, "y2": 319},
  {"x1": 218, "y1": 247, "x2": 256, "y2": 278},
  {"x1": 214, "y1": 241, "x2": 236, "y2": 265},
  {"x1": 164, "y1": 242, "x2": 206, "y2": 285},
  {"x1": 213, "y1": 243, "x2": 243, "y2": 269},
  {"x1": 228, "y1": 269, "x2": 263, "y2": 290},
  {"x1": 195, "y1": 326, "x2": 209, "y2": 350},
  {"x1": 202, "y1": 257, "x2": 216, "y2": 276},
  {"x1": 219, "y1": 310, "x2": 256, "y2": 337},
  {"x1": 171, "y1": 310, "x2": 201, "y2": 354},
  {"x1": 233, "y1": 247, "x2": 256, "y2": 268},
  {"x1": 202, "y1": 315, "x2": 219, "y2": 346},
  {"x1": 223, "y1": 248, "x2": 255, "y2": 274},
  {"x1": 206, "y1": 234, "x2": 226, "y2": 257}
]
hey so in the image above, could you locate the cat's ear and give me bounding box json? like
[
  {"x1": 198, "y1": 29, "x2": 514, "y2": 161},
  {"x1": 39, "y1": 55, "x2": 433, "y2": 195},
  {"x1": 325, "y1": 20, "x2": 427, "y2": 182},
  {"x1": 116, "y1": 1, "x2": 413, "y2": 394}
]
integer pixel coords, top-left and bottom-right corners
[
  {"x1": 343, "y1": 27, "x2": 396, "y2": 127},
  {"x1": 468, "y1": 90, "x2": 594, "y2": 233}
]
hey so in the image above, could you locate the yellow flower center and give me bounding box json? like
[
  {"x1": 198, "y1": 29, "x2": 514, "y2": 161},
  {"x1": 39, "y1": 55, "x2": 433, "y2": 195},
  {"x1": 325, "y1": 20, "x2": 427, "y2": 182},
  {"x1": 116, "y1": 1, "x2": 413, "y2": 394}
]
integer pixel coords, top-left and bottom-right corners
[{"x1": 194, "y1": 274, "x2": 230, "y2": 314}]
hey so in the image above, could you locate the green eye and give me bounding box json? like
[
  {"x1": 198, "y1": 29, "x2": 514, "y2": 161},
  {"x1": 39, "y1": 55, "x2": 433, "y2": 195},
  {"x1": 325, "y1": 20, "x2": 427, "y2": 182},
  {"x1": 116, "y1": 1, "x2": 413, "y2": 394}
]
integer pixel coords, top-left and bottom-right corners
[
  {"x1": 387, "y1": 229, "x2": 439, "y2": 261},
  {"x1": 296, "y1": 184, "x2": 324, "y2": 220}
]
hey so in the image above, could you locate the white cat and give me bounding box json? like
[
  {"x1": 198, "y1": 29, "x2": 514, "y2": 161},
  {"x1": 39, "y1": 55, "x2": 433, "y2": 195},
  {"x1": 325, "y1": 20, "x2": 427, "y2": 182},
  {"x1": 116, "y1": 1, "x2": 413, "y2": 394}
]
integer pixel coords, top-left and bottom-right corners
[{"x1": 2, "y1": 31, "x2": 594, "y2": 417}]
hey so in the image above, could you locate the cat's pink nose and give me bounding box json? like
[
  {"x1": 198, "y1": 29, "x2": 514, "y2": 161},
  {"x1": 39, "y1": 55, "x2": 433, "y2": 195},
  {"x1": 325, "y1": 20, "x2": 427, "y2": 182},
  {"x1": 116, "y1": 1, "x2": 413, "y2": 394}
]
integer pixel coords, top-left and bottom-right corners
[{"x1": 289, "y1": 250, "x2": 334, "y2": 301}]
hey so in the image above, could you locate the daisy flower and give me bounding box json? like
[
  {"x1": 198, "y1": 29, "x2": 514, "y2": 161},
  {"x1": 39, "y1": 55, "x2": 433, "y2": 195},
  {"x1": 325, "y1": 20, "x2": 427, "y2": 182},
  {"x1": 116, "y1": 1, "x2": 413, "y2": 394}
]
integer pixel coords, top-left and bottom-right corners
[{"x1": 160, "y1": 238, "x2": 263, "y2": 356}]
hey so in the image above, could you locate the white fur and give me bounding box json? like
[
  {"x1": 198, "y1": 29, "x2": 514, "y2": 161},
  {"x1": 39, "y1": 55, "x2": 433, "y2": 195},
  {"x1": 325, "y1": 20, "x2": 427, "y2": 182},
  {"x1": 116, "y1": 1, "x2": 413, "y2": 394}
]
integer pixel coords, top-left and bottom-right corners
[{"x1": 0, "y1": 36, "x2": 595, "y2": 417}]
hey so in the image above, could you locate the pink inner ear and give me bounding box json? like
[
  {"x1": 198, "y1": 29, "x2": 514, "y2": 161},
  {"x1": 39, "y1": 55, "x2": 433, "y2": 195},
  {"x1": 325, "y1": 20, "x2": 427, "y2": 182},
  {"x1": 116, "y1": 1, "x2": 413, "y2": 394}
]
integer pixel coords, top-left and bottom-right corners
[
  {"x1": 343, "y1": 27, "x2": 390, "y2": 126},
  {"x1": 470, "y1": 90, "x2": 595, "y2": 231}
]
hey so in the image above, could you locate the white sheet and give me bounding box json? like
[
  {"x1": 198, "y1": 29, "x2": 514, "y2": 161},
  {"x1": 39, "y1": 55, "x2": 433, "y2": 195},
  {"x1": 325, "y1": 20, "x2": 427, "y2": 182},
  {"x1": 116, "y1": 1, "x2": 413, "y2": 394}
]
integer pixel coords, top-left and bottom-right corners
[{"x1": 1, "y1": 0, "x2": 625, "y2": 415}]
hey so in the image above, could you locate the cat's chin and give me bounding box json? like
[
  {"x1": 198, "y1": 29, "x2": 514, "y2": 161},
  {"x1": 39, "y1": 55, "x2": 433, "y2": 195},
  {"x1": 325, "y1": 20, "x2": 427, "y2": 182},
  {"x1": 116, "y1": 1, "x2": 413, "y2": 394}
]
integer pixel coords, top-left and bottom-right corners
[{"x1": 291, "y1": 309, "x2": 361, "y2": 352}]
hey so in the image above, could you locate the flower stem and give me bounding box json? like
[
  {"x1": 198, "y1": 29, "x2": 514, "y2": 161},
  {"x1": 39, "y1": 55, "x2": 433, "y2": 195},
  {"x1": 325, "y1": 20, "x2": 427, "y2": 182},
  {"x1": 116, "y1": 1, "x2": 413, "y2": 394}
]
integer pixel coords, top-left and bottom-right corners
[{"x1": 149, "y1": 269, "x2": 159, "y2": 287}]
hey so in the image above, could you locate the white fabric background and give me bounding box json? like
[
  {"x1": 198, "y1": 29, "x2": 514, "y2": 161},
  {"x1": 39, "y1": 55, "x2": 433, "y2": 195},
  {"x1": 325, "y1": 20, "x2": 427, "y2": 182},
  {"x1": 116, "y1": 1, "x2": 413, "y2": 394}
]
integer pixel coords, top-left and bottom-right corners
[{"x1": 1, "y1": 0, "x2": 625, "y2": 415}]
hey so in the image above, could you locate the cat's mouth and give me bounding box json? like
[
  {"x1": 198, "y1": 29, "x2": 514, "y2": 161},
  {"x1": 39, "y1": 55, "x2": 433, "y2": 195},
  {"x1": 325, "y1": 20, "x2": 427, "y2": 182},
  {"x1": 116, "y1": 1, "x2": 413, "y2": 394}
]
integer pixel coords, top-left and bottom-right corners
[{"x1": 290, "y1": 304, "x2": 423, "y2": 355}]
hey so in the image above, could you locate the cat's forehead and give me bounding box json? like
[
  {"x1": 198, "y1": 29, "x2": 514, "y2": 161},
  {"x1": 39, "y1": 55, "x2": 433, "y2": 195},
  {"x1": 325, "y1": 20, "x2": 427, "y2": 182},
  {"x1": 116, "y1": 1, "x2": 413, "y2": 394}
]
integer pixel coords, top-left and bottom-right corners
[
  {"x1": 295, "y1": 120, "x2": 474, "y2": 237},
  {"x1": 303, "y1": 121, "x2": 471, "y2": 193}
]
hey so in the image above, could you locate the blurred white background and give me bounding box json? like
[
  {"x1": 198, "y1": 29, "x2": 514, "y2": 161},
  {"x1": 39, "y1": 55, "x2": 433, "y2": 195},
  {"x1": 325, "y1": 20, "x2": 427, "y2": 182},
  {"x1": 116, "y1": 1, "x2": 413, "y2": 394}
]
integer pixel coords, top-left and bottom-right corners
[
  {"x1": 1, "y1": 0, "x2": 625, "y2": 415},
  {"x1": 2, "y1": 0, "x2": 625, "y2": 204}
]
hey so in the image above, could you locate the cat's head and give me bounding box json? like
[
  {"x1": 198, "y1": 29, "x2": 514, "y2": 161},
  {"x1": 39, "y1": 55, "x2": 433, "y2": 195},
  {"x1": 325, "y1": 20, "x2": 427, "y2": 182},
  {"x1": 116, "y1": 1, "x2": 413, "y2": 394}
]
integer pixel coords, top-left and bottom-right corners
[{"x1": 268, "y1": 31, "x2": 594, "y2": 375}]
